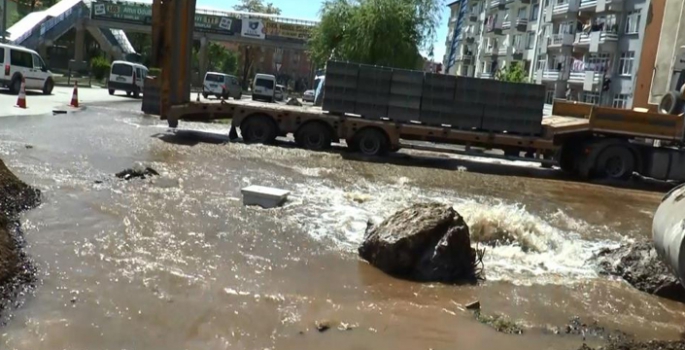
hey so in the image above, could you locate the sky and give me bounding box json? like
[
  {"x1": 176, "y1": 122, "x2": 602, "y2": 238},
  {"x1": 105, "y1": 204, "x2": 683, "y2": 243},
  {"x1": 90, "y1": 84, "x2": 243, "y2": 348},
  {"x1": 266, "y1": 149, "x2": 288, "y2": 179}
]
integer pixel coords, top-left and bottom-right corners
[{"x1": 198, "y1": 0, "x2": 451, "y2": 61}]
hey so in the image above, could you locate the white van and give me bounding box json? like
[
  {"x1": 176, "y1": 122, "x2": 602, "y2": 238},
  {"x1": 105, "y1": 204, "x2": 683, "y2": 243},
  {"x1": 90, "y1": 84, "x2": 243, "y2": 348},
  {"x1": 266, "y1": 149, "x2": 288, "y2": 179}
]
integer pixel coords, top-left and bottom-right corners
[
  {"x1": 0, "y1": 43, "x2": 54, "y2": 95},
  {"x1": 252, "y1": 73, "x2": 276, "y2": 102},
  {"x1": 202, "y1": 72, "x2": 242, "y2": 100},
  {"x1": 108, "y1": 60, "x2": 148, "y2": 98}
]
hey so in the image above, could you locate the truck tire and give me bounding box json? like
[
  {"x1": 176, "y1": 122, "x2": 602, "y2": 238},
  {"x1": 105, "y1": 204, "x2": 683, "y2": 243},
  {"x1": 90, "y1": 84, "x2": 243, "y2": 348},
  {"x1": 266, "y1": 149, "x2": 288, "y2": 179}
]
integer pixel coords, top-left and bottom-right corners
[
  {"x1": 295, "y1": 122, "x2": 332, "y2": 150},
  {"x1": 659, "y1": 91, "x2": 684, "y2": 115},
  {"x1": 596, "y1": 146, "x2": 635, "y2": 180},
  {"x1": 353, "y1": 128, "x2": 389, "y2": 157},
  {"x1": 241, "y1": 115, "x2": 278, "y2": 144}
]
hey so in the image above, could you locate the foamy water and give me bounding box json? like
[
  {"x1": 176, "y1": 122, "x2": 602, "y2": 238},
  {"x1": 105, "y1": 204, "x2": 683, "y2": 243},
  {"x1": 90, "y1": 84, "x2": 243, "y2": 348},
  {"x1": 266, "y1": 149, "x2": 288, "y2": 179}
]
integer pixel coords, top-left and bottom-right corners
[{"x1": 284, "y1": 166, "x2": 621, "y2": 285}]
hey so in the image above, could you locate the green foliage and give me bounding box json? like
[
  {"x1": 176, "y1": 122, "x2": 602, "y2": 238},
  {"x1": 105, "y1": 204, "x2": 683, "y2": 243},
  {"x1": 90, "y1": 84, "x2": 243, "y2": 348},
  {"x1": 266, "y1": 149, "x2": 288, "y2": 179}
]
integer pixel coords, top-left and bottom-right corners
[
  {"x1": 495, "y1": 62, "x2": 528, "y2": 83},
  {"x1": 309, "y1": 0, "x2": 441, "y2": 69},
  {"x1": 233, "y1": 0, "x2": 281, "y2": 14},
  {"x1": 208, "y1": 43, "x2": 239, "y2": 75},
  {"x1": 149, "y1": 68, "x2": 162, "y2": 77},
  {"x1": 475, "y1": 311, "x2": 524, "y2": 335},
  {"x1": 91, "y1": 56, "x2": 110, "y2": 81}
]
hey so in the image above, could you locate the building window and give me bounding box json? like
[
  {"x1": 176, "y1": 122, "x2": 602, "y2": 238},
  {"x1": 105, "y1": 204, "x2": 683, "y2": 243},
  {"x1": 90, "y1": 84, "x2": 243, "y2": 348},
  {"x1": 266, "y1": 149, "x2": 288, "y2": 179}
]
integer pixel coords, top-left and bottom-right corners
[
  {"x1": 584, "y1": 92, "x2": 600, "y2": 105},
  {"x1": 586, "y1": 53, "x2": 611, "y2": 72},
  {"x1": 526, "y1": 31, "x2": 535, "y2": 49},
  {"x1": 518, "y1": 7, "x2": 527, "y2": 19},
  {"x1": 625, "y1": 10, "x2": 641, "y2": 34},
  {"x1": 531, "y1": 3, "x2": 539, "y2": 21},
  {"x1": 612, "y1": 94, "x2": 631, "y2": 109},
  {"x1": 461, "y1": 66, "x2": 469, "y2": 76},
  {"x1": 618, "y1": 51, "x2": 635, "y2": 76},
  {"x1": 513, "y1": 34, "x2": 523, "y2": 50}
]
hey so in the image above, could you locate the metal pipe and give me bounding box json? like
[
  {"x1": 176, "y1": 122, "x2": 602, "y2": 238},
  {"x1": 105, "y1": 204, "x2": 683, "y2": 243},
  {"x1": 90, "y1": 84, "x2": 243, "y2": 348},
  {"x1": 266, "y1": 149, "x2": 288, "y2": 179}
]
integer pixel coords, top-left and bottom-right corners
[{"x1": 652, "y1": 183, "x2": 685, "y2": 288}]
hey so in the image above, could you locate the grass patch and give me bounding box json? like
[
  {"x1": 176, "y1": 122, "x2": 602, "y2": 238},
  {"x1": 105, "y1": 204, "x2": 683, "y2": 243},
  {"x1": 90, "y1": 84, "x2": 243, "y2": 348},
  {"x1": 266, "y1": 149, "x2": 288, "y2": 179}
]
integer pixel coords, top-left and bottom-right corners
[{"x1": 474, "y1": 311, "x2": 524, "y2": 335}]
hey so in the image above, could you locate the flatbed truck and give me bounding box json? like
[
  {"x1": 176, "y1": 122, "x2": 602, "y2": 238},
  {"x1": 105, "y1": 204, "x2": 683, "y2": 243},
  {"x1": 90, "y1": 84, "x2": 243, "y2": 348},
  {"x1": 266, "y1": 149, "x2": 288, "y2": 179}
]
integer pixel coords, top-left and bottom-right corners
[{"x1": 164, "y1": 97, "x2": 685, "y2": 183}]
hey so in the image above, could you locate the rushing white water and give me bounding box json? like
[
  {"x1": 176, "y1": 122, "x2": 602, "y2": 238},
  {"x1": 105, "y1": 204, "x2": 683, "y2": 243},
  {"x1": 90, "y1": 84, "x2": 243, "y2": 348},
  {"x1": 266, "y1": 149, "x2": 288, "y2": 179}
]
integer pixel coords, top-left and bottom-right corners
[{"x1": 284, "y1": 168, "x2": 621, "y2": 285}]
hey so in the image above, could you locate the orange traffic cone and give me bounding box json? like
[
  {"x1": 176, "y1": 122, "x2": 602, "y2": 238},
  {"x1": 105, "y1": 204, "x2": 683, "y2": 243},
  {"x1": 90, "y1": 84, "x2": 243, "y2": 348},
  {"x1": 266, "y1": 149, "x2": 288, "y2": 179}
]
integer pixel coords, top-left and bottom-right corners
[
  {"x1": 70, "y1": 81, "x2": 79, "y2": 108},
  {"x1": 15, "y1": 77, "x2": 27, "y2": 109}
]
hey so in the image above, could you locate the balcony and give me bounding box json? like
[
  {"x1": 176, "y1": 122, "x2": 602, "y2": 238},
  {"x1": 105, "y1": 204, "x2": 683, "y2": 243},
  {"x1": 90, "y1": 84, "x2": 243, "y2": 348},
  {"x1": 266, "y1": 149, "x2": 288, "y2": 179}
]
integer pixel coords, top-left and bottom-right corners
[
  {"x1": 483, "y1": 46, "x2": 499, "y2": 56},
  {"x1": 541, "y1": 70, "x2": 563, "y2": 81},
  {"x1": 486, "y1": 24, "x2": 503, "y2": 34},
  {"x1": 579, "y1": 0, "x2": 597, "y2": 9},
  {"x1": 575, "y1": 30, "x2": 619, "y2": 52},
  {"x1": 548, "y1": 33, "x2": 575, "y2": 47},
  {"x1": 469, "y1": 13, "x2": 479, "y2": 22},
  {"x1": 568, "y1": 71, "x2": 587, "y2": 84},
  {"x1": 479, "y1": 72, "x2": 493, "y2": 79},
  {"x1": 490, "y1": 0, "x2": 503, "y2": 9},
  {"x1": 498, "y1": 46, "x2": 509, "y2": 55},
  {"x1": 516, "y1": 18, "x2": 528, "y2": 27},
  {"x1": 457, "y1": 54, "x2": 474, "y2": 64},
  {"x1": 553, "y1": 0, "x2": 580, "y2": 15},
  {"x1": 502, "y1": 21, "x2": 511, "y2": 29}
]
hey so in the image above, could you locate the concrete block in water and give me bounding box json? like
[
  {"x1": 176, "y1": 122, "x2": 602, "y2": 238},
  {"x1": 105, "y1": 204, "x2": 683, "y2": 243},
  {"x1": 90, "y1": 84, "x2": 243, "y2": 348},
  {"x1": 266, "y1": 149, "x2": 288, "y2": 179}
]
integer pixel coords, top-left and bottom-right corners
[
  {"x1": 653, "y1": 183, "x2": 685, "y2": 287},
  {"x1": 241, "y1": 185, "x2": 290, "y2": 209}
]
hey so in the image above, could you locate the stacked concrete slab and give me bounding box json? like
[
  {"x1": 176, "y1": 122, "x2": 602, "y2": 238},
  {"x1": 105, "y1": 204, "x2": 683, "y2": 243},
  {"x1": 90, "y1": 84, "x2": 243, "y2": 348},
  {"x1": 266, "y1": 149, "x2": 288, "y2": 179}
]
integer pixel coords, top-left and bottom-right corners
[{"x1": 322, "y1": 60, "x2": 545, "y2": 135}]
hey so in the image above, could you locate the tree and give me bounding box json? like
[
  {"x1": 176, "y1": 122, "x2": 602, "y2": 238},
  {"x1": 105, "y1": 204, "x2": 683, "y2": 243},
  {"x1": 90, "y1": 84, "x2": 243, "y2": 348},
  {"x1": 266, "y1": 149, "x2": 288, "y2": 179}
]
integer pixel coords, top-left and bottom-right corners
[
  {"x1": 233, "y1": 0, "x2": 281, "y2": 14},
  {"x1": 309, "y1": 0, "x2": 441, "y2": 69},
  {"x1": 233, "y1": 0, "x2": 281, "y2": 88},
  {"x1": 16, "y1": 0, "x2": 60, "y2": 14},
  {"x1": 495, "y1": 61, "x2": 528, "y2": 83}
]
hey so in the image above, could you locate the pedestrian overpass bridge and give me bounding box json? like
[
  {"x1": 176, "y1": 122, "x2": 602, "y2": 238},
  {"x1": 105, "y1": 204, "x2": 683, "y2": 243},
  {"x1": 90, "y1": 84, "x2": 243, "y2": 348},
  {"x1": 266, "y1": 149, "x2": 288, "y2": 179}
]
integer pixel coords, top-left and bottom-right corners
[{"x1": 7, "y1": 0, "x2": 316, "y2": 63}]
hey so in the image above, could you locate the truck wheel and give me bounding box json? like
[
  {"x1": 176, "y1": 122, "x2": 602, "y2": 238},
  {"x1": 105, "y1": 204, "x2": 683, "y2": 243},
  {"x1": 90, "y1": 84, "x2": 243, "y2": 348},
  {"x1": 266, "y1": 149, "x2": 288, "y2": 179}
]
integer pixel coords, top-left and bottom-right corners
[
  {"x1": 168, "y1": 119, "x2": 178, "y2": 128},
  {"x1": 241, "y1": 115, "x2": 278, "y2": 144},
  {"x1": 596, "y1": 146, "x2": 635, "y2": 180},
  {"x1": 353, "y1": 128, "x2": 389, "y2": 157},
  {"x1": 295, "y1": 123, "x2": 332, "y2": 150}
]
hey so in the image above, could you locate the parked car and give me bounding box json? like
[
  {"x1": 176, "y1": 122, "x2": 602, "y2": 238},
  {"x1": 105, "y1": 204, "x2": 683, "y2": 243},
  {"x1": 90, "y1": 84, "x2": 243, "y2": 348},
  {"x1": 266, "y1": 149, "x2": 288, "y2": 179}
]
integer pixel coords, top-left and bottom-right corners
[
  {"x1": 252, "y1": 73, "x2": 276, "y2": 102},
  {"x1": 108, "y1": 60, "x2": 148, "y2": 98},
  {"x1": 275, "y1": 84, "x2": 285, "y2": 101},
  {"x1": 203, "y1": 72, "x2": 242, "y2": 100},
  {"x1": 0, "y1": 43, "x2": 54, "y2": 95},
  {"x1": 303, "y1": 89, "x2": 315, "y2": 102}
]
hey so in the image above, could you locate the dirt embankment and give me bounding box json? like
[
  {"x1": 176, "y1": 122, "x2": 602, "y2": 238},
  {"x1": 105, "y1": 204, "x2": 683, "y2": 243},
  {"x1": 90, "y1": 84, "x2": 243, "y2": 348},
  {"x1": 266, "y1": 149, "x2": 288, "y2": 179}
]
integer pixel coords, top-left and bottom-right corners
[{"x1": 0, "y1": 158, "x2": 40, "y2": 315}]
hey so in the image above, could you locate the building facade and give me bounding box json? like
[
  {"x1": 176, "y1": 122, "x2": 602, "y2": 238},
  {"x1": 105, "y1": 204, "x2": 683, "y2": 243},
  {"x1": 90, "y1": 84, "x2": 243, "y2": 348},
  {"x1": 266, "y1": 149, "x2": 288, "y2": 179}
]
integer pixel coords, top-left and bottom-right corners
[
  {"x1": 444, "y1": 0, "x2": 673, "y2": 110},
  {"x1": 532, "y1": 0, "x2": 651, "y2": 109},
  {"x1": 444, "y1": 0, "x2": 541, "y2": 79}
]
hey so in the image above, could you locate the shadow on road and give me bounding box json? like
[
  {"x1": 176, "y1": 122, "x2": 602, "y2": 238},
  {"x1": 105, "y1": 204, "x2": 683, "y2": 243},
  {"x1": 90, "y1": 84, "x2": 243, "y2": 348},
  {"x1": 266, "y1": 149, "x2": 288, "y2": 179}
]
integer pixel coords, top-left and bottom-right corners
[
  {"x1": 152, "y1": 130, "x2": 229, "y2": 146},
  {"x1": 154, "y1": 128, "x2": 676, "y2": 193},
  {"x1": 0, "y1": 89, "x2": 46, "y2": 96}
]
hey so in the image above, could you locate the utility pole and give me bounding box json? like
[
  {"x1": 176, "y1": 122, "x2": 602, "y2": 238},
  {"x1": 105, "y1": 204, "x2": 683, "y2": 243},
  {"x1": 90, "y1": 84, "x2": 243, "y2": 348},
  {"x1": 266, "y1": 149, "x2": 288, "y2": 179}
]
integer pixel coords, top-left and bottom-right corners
[{"x1": 1, "y1": 0, "x2": 7, "y2": 43}]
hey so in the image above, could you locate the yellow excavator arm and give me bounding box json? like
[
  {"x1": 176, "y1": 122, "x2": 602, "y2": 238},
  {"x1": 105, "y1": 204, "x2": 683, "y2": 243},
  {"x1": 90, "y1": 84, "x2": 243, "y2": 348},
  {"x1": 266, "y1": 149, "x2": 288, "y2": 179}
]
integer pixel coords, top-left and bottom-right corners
[{"x1": 151, "y1": 0, "x2": 197, "y2": 127}]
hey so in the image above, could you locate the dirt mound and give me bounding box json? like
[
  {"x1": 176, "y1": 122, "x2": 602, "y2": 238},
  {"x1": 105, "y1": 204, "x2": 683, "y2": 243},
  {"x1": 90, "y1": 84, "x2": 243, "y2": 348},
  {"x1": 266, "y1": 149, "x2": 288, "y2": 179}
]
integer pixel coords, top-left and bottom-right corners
[
  {"x1": 0, "y1": 158, "x2": 40, "y2": 316},
  {"x1": 593, "y1": 241, "x2": 685, "y2": 302},
  {"x1": 359, "y1": 203, "x2": 481, "y2": 283}
]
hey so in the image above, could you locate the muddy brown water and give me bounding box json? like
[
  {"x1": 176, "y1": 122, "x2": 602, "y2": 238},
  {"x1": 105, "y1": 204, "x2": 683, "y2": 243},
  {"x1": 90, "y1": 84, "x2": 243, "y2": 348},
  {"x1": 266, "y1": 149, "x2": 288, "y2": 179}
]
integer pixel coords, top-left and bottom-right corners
[{"x1": 0, "y1": 103, "x2": 683, "y2": 350}]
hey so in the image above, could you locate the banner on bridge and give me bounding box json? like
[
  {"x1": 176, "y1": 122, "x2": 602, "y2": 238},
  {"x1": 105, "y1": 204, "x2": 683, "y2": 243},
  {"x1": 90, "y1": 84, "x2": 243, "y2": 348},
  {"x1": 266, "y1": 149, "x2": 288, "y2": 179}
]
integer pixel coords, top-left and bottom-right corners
[
  {"x1": 91, "y1": 1, "x2": 239, "y2": 35},
  {"x1": 264, "y1": 22, "x2": 311, "y2": 40}
]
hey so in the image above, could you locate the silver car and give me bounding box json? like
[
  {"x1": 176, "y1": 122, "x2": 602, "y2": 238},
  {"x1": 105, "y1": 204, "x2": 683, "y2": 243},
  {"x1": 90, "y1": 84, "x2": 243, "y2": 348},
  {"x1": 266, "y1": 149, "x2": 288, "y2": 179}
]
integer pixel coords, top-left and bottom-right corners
[{"x1": 303, "y1": 89, "x2": 315, "y2": 102}]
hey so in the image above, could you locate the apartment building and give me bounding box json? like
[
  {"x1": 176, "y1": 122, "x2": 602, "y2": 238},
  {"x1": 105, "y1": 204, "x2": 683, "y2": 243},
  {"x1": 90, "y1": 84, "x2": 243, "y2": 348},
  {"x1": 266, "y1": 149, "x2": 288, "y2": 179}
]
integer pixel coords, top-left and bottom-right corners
[
  {"x1": 444, "y1": 0, "x2": 542, "y2": 78},
  {"x1": 532, "y1": 0, "x2": 650, "y2": 109},
  {"x1": 444, "y1": 0, "x2": 483, "y2": 76}
]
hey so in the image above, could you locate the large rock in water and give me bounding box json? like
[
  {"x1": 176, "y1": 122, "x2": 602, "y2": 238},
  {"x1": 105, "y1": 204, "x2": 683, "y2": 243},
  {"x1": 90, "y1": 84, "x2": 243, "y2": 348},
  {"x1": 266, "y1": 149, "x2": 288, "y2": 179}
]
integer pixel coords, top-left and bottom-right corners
[
  {"x1": 594, "y1": 241, "x2": 685, "y2": 302},
  {"x1": 359, "y1": 203, "x2": 478, "y2": 283}
]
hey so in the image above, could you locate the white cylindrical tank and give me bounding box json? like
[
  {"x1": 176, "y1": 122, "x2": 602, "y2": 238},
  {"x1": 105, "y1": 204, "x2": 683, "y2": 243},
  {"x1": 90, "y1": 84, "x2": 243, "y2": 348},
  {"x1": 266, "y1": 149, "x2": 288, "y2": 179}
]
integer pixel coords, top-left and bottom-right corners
[{"x1": 653, "y1": 183, "x2": 685, "y2": 287}]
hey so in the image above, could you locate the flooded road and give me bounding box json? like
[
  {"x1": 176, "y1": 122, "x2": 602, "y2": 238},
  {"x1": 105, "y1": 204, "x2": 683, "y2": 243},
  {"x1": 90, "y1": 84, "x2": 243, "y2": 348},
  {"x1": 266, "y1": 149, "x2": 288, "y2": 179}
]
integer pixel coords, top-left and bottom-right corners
[{"x1": 0, "y1": 103, "x2": 683, "y2": 350}]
